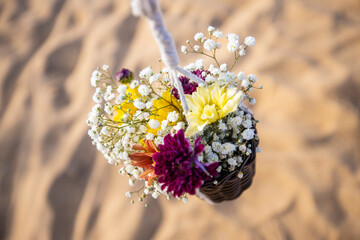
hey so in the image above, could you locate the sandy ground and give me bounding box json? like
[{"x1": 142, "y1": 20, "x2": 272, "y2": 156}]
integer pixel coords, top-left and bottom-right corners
[{"x1": 1, "y1": 0, "x2": 360, "y2": 239}]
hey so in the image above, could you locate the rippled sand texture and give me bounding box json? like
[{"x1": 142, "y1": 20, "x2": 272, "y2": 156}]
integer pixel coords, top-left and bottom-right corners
[{"x1": 1, "y1": 0, "x2": 360, "y2": 239}]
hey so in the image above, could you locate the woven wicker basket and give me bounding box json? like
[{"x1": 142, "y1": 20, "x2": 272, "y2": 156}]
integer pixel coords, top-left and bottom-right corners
[{"x1": 199, "y1": 122, "x2": 259, "y2": 203}]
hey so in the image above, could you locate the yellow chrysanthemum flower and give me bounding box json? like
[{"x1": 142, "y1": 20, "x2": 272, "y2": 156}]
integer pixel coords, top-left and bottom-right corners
[
  {"x1": 113, "y1": 86, "x2": 183, "y2": 138},
  {"x1": 185, "y1": 82, "x2": 242, "y2": 137},
  {"x1": 113, "y1": 86, "x2": 139, "y2": 122},
  {"x1": 148, "y1": 91, "x2": 183, "y2": 135}
]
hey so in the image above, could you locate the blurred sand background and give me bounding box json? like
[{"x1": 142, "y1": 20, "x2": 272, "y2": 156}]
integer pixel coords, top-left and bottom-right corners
[{"x1": 1, "y1": 0, "x2": 360, "y2": 239}]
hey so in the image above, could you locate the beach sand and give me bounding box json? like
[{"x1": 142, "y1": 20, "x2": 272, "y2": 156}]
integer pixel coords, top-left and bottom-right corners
[{"x1": 1, "y1": 0, "x2": 360, "y2": 239}]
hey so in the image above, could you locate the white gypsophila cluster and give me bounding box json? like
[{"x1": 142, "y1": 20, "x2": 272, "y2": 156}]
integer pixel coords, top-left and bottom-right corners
[
  {"x1": 130, "y1": 80, "x2": 139, "y2": 89},
  {"x1": 218, "y1": 71, "x2": 236, "y2": 86},
  {"x1": 191, "y1": 28, "x2": 224, "y2": 53},
  {"x1": 104, "y1": 85, "x2": 115, "y2": 101},
  {"x1": 184, "y1": 62, "x2": 196, "y2": 71},
  {"x1": 180, "y1": 26, "x2": 259, "y2": 91},
  {"x1": 238, "y1": 72, "x2": 261, "y2": 103},
  {"x1": 244, "y1": 36, "x2": 256, "y2": 47},
  {"x1": 148, "y1": 119, "x2": 160, "y2": 129},
  {"x1": 138, "y1": 85, "x2": 149, "y2": 96},
  {"x1": 194, "y1": 32, "x2": 205, "y2": 42},
  {"x1": 208, "y1": 26, "x2": 215, "y2": 33},
  {"x1": 92, "y1": 87, "x2": 102, "y2": 103},
  {"x1": 213, "y1": 30, "x2": 222, "y2": 39},
  {"x1": 181, "y1": 45, "x2": 188, "y2": 54},
  {"x1": 195, "y1": 59, "x2": 204, "y2": 70},
  {"x1": 149, "y1": 73, "x2": 161, "y2": 84},
  {"x1": 178, "y1": 53, "x2": 256, "y2": 90},
  {"x1": 204, "y1": 39, "x2": 216, "y2": 51},
  {"x1": 87, "y1": 65, "x2": 188, "y2": 204},
  {"x1": 226, "y1": 33, "x2": 239, "y2": 52},
  {"x1": 197, "y1": 106, "x2": 258, "y2": 173},
  {"x1": 210, "y1": 67, "x2": 221, "y2": 76},
  {"x1": 220, "y1": 63, "x2": 227, "y2": 72},
  {"x1": 133, "y1": 99, "x2": 146, "y2": 109},
  {"x1": 224, "y1": 33, "x2": 256, "y2": 57},
  {"x1": 167, "y1": 111, "x2": 179, "y2": 122},
  {"x1": 139, "y1": 66, "x2": 153, "y2": 79},
  {"x1": 90, "y1": 70, "x2": 102, "y2": 87},
  {"x1": 227, "y1": 40, "x2": 239, "y2": 52}
]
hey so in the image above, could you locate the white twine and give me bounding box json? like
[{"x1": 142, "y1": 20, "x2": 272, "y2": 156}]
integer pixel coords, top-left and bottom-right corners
[
  {"x1": 176, "y1": 67, "x2": 204, "y2": 85},
  {"x1": 131, "y1": 0, "x2": 206, "y2": 114}
]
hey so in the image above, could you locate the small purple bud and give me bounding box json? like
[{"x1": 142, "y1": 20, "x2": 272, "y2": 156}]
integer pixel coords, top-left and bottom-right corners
[{"x1": 116, "y1": 68, "x2": 134, "y2": 83}]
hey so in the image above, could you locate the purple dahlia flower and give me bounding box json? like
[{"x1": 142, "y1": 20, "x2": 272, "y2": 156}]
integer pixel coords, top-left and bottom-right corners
[
  {"x1": 153, "y1": 129, "x2": 218, "y2": 197},
  {"x1": 171, "y1": 70, "x2": 208, "y2": 99}
]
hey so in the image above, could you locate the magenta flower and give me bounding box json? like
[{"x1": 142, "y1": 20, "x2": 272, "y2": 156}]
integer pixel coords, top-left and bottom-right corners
[
  {"x1": 171, "y1": 70, "x2": 208, "y2": 99},
  {"x1": 153, "y1": 129, "x2": 218, "y2": 197},
  {"x1": 192, "y1": 69, "x2": 209, "y2": 80}
]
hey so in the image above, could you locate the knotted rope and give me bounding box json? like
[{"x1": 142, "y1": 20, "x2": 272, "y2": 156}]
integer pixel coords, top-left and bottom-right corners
[{"x1": 131, "y1": 0, "x2": 205, "y2": 114}]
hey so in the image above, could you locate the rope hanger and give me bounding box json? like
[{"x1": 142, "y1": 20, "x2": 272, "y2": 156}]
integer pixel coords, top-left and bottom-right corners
[{"x1": 130, "y1": 0, "x2": 205, "y2": 114}]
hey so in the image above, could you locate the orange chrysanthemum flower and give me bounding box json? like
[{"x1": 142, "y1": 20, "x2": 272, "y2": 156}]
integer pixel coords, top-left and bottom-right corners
[{"x1": 129, "y1": 140, "x2": 159, "y2": 186}]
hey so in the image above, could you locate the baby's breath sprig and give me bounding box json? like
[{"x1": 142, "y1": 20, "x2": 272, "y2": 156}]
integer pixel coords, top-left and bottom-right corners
[{"x1": 181, "y1": 27, "x2": 256, "y2": 72}]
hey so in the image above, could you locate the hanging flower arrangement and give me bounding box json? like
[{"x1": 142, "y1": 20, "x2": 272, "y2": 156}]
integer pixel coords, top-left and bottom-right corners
[{"x1": 87, "y1": 24, "x2": 261, "y2": 205}]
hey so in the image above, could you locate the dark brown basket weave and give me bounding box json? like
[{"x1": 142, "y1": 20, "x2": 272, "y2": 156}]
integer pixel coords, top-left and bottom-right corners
[{"x1": 199, "y1": 126, "x2": 259, "y2": 203}]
